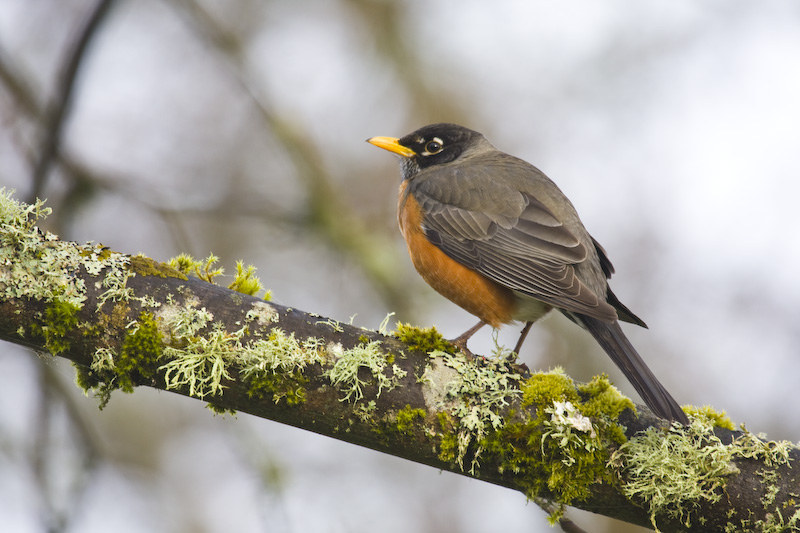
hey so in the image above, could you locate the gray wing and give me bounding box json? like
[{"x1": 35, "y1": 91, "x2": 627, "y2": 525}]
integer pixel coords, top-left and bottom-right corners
[{"x1": 412, "y1": 162, "x2": 619, "y2": 322}]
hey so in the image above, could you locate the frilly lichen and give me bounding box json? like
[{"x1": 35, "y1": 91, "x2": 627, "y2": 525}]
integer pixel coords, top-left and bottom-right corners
[
  {"x1": 422, "y1": 349, "x2": 523, "y2": 472},
  {"x1": 0, "y1": 188, "x2": 130, "y2": 309},
  {"x1": 610, "y1": 413, "x2": 795, "y2": 531},
  {"x1": 324, "y1": 340, "x2": 406, "y2": 402}
]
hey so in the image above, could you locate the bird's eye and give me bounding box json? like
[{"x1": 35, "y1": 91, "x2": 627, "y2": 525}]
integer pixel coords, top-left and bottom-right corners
[{"x1": 424, "y1": 138, "x2": 444, "y2": 155}]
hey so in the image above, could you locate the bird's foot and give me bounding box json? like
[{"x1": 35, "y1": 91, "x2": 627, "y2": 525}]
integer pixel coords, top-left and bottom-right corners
[
  {"x1": 449, "y1": 335, "x2": 477, "y2": 360},
  {"x1": 448, "y1": 320, "x2": 487, "y2": 360}
]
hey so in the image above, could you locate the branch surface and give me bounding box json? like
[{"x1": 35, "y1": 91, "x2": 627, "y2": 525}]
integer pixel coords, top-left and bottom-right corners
[{"x1": 1, "y1": 191, "x2": 798, "y2": 533}]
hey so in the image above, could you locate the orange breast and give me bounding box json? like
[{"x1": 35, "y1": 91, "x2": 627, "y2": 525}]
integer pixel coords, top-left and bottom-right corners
[{"x1": 398, "y1": 183, "x2": 517, "y2": 328}]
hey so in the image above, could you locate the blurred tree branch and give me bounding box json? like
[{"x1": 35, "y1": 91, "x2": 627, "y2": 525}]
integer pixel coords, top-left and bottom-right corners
[
  {"x1": 344, "y1": 0, "x2": 470, "y2": 123},
  {"x1": 1, "y1": 191, "x2": 798, "y2": 533},
  {"x1": 1, "y1": 0, "x2": 425, "y2": 321},
  {"x1": 171, "y1": 0, "x2": 418, "y2": 317},
  {"x1": 29, "y1": 0, "x2": 116, "y2": 204}
]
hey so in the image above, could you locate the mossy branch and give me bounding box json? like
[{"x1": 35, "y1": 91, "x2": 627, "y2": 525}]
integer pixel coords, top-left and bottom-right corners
[{"x1": 1, "y1": 190, "x2": 799, "y2": 533}]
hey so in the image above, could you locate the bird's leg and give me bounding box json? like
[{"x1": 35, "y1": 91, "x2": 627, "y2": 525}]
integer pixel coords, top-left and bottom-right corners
[
  {"x1": 513, "y1": 321, "x2": 534, "y2": 356},
  {"x1": 449, "y1": 320, "x2": 487, "y2": 358}
]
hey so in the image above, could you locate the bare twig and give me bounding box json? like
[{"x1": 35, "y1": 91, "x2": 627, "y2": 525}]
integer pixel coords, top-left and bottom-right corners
[{"x1": 29, "y1": 0, "x2": 116, "y2": 203}]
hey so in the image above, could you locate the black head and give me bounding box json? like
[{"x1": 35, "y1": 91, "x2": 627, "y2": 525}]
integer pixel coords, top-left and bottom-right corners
[
  {"x1": 396, "y1": 123, "x2": 484, "y2": 169},
  {"x1": 367, "y1": 123, "x2": 489, "y2": 177}
]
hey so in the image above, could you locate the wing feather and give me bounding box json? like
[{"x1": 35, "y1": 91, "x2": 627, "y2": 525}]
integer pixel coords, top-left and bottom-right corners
[{"x1": 412, "y1": 163, "x2": 618, "y2": 321}]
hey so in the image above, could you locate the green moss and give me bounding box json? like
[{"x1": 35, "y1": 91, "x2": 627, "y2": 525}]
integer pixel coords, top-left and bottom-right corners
[
  {"x1": 683, "y1": 405, "x2": 734, "y2": 430},
  {"x1": 227, "y1": 260, "x2": 264, "y2": 296},
  {"x1": 482, "y1": 399, "x2": 610, "y2": 522},
  {"x1": 167, "y1": 253, "x2": 203, "y2": 276},
  {"x1": 521, "y1": 368, "x2": 579, "y2": 412},
  {"x1": 193, "y1": 254, "x2": 222, "y2": 284},
  {"x1": 167, "y1": 253, "x2": 224, "y2": 283},
  {"x1": 395, "y1": 405, "x2": 426, "y2": 435},
  {"x1": 247, "y1": 368, "x2": 309, "y2": 406},
  {"x1": 30, "y1": 298, "x2": 81, "y2": 355},
  {"x1": 578, "y1": 374, "x2": 634, "y2": 417},
  {"x1": 129, "y1": 254, "x2": 187, "y2": 280},
  {"x1": 78, "y1": 311, "x2": 164, "y2": 408},
  {"x1": 437, "y1": 412, "x2": 459, "y2": 463},
  {"x1": 475, "y1": 369, "x2": 638, "y2": 522},
  {"x1": 74, "y1": 362, "x2": 102, "y2": 394},
  {"x1": 394, "y1": 323, "x2": 457, "y2": 354},
  {"x1": 207, "y1": 402, "x2": 237, "y2": 415},
  {"x1": 578, "y1": 374, "x2": 635, "y2": 445},
  {"x1": 370, "y1": 404, "x2": 428, "y2": 444},
  {"x1": 116, "y1": 312, "x2": 164, "y2": 392}
]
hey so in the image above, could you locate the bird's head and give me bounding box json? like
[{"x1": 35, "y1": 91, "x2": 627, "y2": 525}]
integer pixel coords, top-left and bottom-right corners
[{"x1": 367, "y1": 123, "x2": 488, "y2": 177}]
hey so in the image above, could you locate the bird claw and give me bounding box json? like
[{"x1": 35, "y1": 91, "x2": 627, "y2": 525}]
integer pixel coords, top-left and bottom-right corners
[
  {"x1": 449, "y1": 336, "x2": 477, "y2": 360},
  {"x1": 448, "y1": 320, "x2": 487, "y2": 360}
]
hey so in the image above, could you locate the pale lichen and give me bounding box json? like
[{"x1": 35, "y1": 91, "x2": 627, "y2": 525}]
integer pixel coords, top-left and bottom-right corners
[
  {"x1": 240, "y1": 329, "x2": 323, "y2": 405},
  {"x1": 246, "y1": 301, "x2": 280, "y2": 326},
  {"x1": 611, "y1": 414, "x2": 795, "y2": 531},
  {"x1": 0, "y1": 188, "x2": 129, "y2": 309},
  {"x1": 422, "y1": 349, "x2": 522, "y2": 472},
  {"x1": 316, "y1": 318, "x2": 344, "y2": 333},
  {"x1": 324, "y1": 340, "x2": 406, "y2": 402},
  {"x1": 542, "y1": 400, "x2": 598, "y2": 466},
  {"x1": 354, "y1": 400, "x2": 377, "y2": 423},
  {"x1": 90, "y1": 347, "x2": 116, "y2": 374},
  {"x1": 157, "y1": 301, "x2": 213, "y2": 342}
]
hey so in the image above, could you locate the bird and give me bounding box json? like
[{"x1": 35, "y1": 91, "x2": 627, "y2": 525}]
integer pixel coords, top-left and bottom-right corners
[{"x1": 367, "y1": 123, "x2": 688, "y2": 424}]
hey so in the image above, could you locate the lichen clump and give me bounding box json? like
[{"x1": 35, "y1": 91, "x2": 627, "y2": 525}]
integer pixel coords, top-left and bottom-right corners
[
  {"x1": 481, "y1": 368, "x2": 633, "y2": 522},
  {"x1": 325, "y1": 340, "x2": 407, "y2": 402},
  {"x1": 241, "y1": 328, "x2": 325, "y2": 405},
  {"x1": 611, "y1": 414, "x2": 795, "y2": 531},
  {"x1": 421, "y1": 349, "x2": 523, "y2": 472},
  {"x1": 0, "y1": 188, "x2": 130, "y2": 309}
]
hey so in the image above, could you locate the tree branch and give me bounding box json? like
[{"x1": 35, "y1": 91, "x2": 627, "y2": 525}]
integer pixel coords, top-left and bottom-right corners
[
  {"x1": 1, "y1": 190, "x2": 798, "y2": 532},
  {"x1": 29, "y1": 0, "x2": 117, "y2": 203}
]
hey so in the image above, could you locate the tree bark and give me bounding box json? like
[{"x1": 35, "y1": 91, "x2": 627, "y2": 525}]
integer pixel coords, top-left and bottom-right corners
[{"x1": 1, "y1": 192, "x2": 798, "y2": 533}]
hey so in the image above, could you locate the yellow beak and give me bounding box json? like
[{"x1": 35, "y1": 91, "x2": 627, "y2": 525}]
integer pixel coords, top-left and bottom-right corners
[{"x1": 366, "y1": 136, "x2": 416, "y2": 158}]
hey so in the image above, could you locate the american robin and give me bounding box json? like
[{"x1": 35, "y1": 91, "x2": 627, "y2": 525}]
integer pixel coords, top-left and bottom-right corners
[{"x1": 367, "y1": 123, "x2": 688, "y2": 424}]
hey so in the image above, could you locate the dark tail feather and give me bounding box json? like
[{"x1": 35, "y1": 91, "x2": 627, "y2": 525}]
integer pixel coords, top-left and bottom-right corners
[{"x1": 579, "y1": 316, "x2": 689, "y2": 424}]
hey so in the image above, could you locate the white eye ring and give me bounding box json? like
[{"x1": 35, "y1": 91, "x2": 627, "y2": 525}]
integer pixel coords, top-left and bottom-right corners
[{"x1": 423, "y1": 137, "x2": 444, "y2": 155}]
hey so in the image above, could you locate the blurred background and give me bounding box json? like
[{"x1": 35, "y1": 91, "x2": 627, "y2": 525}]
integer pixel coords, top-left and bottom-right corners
[{"x1": 1, "y1": 1, "x2": 799, "y2": 531}]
